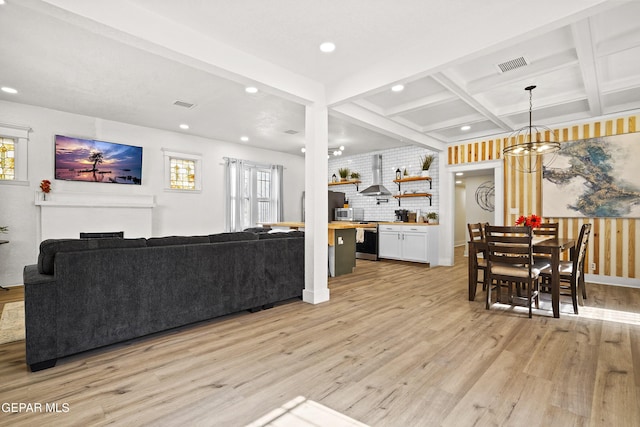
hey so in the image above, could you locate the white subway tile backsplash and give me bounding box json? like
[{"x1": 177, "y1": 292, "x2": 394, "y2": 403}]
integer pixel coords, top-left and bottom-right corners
[{"x1": 328, "y1": 146, "x2": 439, "y2": 222}]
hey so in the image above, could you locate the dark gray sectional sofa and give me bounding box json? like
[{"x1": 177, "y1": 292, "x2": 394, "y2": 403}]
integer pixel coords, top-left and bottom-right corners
[{"x1": 22, "y1": 231, "x2": 304, "y2": 371}]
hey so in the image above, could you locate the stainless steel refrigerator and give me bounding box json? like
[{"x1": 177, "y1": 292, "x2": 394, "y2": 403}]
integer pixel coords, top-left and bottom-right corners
[{"x1": 302, "y1": 190, "x2": 346, "y2": 222}]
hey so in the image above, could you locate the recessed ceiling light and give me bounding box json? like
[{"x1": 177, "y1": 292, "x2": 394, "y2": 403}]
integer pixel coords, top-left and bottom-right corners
[
  {"x1": 456, "y1": 172, "x2": 464, "y2": 176},
  {"x1": 391, "y1": 84, "x2": 404, "y2": 92},
  {"x1": 179, "y1": 124, "x2": 189, "y2": 130},
  {"x1": 461, "y1": 125, "x2": 471, "y2": 131},
  {"x1": 319, "y1": 42, "x2": 336, "y2": 53},
  {"x1": 240, "y1": 136, "x2": 249, "y2": 142},
  {"x1": 1, "y1": 87, "x2": 17, "y2": 94},
  {"x1": 245, "y1": 86, "x2": 258, "y2": 94},
  {"x1": 0, "y1": 1, "x2": 5, "y2": 6},
  {"x1": 301, "y1": 147, "x2": 306, "y2": 153},
  {"x1": 456, "y1": 180, "x2": 463, "y2": 184}
]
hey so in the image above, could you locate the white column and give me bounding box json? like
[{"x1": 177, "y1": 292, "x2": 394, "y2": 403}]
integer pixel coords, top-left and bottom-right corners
[{"x1": 303, "y1": 102, "x2": 329, "y2": 304}]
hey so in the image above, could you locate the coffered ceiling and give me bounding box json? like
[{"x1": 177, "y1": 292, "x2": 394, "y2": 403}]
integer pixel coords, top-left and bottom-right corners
[{"x1": 1, "y1": 0, "x2": 639, "y2": 157}]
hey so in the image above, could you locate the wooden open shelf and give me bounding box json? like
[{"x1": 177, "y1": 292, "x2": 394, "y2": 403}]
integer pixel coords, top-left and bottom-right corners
[
  {"x1": 393, "y1": 192, "x2": 432, "y2": 199},
  {"x1": 393, "y1": 192, "x2": 433, "y2": 206},
  {"x1": 393, "y1": 176, "x2": 433, "y2": 206},
  {"x1": 328, "y1": 179, "x2": 361, "y2": 190},
  {"x1": 392, "y1": 176, "x2": 432, "y2": 183}
]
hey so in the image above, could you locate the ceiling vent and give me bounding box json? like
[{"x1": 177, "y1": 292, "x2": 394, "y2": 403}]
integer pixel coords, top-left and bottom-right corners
[
  {"x1": 173, "y1": 100, "x2": 196, "y2": 109},
  {"x1": 284, "y1": 129, "x2": 299, "y2": 135},
  {"x1": 496, "y1": 56, "x2": 528, "y2": 73}
]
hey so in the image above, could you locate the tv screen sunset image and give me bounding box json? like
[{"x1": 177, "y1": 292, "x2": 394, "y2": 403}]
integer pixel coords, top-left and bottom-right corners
[{"x1": 55, "y1": 135, "x2": 143, "y2": 185}]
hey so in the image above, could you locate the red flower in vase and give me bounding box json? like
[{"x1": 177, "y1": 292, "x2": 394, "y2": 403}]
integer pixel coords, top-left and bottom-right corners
[
  {"x1": 515, "y1": 214, "x2": 541, "y2": 228},
  {"x1": 40, "y1": 179, "x2": 51, "y2": 193}
]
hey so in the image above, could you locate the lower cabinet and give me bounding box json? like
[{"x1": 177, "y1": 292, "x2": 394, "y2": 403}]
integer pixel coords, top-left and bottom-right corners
[{"x1": 378, "y1": 224, "x2": 437, "y2": 264}]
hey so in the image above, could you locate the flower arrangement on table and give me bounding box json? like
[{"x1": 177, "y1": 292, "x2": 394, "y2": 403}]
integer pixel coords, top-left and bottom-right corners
[
  {"x1": 39, "y1": 179, "x2": 51, "y2": 200},
  {"x1": 515, "y1": 214, "x2": 542, "y2": 228}
]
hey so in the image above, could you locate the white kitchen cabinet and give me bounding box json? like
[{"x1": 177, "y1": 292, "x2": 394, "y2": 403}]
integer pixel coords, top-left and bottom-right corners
[
  {"x1": 378, "y1": 224, "x2": 438, "y2": 265},
  {"x1": 378, "y1": 227, "x2": 403, "y2": 259}
]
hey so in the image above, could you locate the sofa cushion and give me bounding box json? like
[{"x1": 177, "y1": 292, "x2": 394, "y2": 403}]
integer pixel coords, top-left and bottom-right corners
[
  {"x1": 258, "y1": 230, "x2": 305, "y2": 239},
  {"x1": 208, "y1": 232, "x2": 259, "y2": 243},
  {"x1": 146, "y1": 235, "x2": 210, "y2": 247},
  {"x1": 38, "y1": 238, "x2": 147, "y2": 275},
  {"x1": 243, "y1": 226, "x2": 272, "y2": 234}
]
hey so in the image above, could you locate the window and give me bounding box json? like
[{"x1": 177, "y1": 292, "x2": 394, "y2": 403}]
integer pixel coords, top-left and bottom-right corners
[
  {"x1": 170, "y1": 157, "x2": 196, "y2": 189},
  {"x1": 0, "y1": 124, "x2": 30, "y2": 185},
  {"x1": 0, "y1": 138, "x2": 15, "y2": 180},
  {"x1": 163, "y1": 149, "x2": 202, "y2": 192},
  {"x1": 256, "y1": 168, "x2": 272, "y2": 223},
  {"x1": 224, "y1": 158, "x2": 283, "y2": 231}
]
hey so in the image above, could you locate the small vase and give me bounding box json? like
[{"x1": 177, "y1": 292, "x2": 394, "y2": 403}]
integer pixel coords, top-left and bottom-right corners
[
  {"x1": 421, "y1": 170, "x2": 430, "y2": 178},
  {"x1": 41, "y1": 192, "x2": 47, "y2": 201}
]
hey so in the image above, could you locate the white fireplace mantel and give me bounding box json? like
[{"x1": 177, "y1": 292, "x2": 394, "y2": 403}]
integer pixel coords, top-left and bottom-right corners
[{"x1": 36, "y1": 192, "x2": 155, "y2": 241}]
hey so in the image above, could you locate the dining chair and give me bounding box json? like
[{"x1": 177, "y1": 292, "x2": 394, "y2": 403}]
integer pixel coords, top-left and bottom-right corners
[
  {"x1": 540, "y1": 223, "x2": 592, "y2": 314},
  {"x1": 533, "y1": 222, "x2": 559, "y2": 238},
  {"x1": 467, "y1": 223, "x2": 487, "y2": 291},
  {"x1": 532, "y1": 222, "x2": 559, "y2": 271},
  {"x1": 485, "y1": 225, "x2": 541, "y2": 318}
]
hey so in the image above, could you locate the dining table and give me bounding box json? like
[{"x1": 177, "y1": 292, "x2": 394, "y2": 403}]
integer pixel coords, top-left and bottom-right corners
[{"x1": 468, "y1": 236, "x2": 576, "y2": 318}]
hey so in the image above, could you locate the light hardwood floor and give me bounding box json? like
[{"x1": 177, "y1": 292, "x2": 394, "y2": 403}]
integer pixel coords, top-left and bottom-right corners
[{"x1": 1, "y1": 247, "x2": 639, "y2": 426}]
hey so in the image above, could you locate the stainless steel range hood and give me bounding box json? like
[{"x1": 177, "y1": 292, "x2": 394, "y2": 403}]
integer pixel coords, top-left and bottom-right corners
[{"x1": 360, "y1": 154, "x2": 392, "y2": 196}]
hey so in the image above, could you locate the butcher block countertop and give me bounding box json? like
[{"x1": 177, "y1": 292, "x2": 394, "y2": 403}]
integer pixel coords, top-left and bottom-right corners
[
  {"x1": 377, "y1": 222, "x2": 437, "y2": 226},
  {"x1": 262, "y1": 222, "x2": 374, "y2": 246},
  {"x1": 262, "y1": 221, "x2": 438, "y2": 229},
  {"x1": 262, "y1": 222, "x2": 378, "y2": 230}
]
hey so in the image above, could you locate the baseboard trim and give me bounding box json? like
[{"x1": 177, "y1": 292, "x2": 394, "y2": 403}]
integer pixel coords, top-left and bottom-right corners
[{"x1": 585, "y1": 274, "x2": 640, "y2": 289}]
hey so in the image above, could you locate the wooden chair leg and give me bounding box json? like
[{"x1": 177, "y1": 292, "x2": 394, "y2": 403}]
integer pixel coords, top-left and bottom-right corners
[
  {"x1": 580, "y1": 274, "x2": 587, "y2": 300},
  {"x1": 571, "y1": 280, "x2": 579, "y2": 315},
  {"x1": 486, "y1": 277, "x2": 492, "y2": 310}
]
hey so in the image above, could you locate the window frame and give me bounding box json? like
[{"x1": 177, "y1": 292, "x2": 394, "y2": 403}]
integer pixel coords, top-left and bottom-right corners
[
  {"x1": 162, "y1": 148, "x2": 202, "y2": 193},
  {"x1": 0, "y1": 124, "x2": 30, "y2": 186}
]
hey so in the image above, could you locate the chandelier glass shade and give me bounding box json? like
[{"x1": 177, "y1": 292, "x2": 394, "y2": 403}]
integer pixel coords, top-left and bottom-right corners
[{"x1": 503, "y1": 85, "x2": 560, "y2": 173}]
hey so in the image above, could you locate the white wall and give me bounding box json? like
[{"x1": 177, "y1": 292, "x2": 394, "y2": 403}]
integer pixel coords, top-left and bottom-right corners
[
  {"x1": 454, "y1": 184, "x2": 466, "y2": 246},
  {"x1": 0, "y1": 100, "x2": 305, "y2": 286}
]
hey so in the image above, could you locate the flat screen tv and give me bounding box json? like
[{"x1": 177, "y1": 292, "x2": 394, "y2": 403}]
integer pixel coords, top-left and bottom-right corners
[{"x1": 55, "y1": 135, "x2": 143, "y2": 185}]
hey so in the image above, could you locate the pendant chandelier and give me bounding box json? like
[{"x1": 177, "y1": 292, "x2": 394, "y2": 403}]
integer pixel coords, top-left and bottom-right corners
[{"x1": 502, "y1": 85, "x2": 560, "y2": 173}]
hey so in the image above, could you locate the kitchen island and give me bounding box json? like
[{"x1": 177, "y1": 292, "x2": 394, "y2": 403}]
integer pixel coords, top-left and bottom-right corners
[{"x1": 262, "y1": 222, "x2": 377, "y2": 276}]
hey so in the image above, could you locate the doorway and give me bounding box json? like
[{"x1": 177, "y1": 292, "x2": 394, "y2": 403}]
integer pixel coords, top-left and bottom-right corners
[{"x1": 441, "y1": 160, "x2": 503, "y2": 266}]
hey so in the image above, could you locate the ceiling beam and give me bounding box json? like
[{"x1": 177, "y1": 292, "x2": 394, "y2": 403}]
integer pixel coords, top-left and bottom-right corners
[
  {"x1": 418, "y1": 113, "x2": 485, "y2": 133},
  {"x1": 572, "y1": 20, "x2": 602, "y2": 116},
  {"x1": 331, "y1": 104, "x2": 445, "y2": 152},
  {"x1": 597, "y1": 27, "x2": 640, "y2": 57},
  {"x1": 431, "y1": 72, "x2": 513, "y2": 132},
  {"x1": 466, "y1": 50, "x2": 579, "y2": 95},
  {"x1": 601, "y1": 75, "x2": 640, "y2": 93},
  {"x1": 385, "y1": 92, "x2": 457, "y2": 117}
]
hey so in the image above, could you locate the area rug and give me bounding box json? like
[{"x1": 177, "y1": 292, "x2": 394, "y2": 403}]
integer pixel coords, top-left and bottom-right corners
[{"x1": 0, "y1": 301, "x2": 25, "y2": 344}]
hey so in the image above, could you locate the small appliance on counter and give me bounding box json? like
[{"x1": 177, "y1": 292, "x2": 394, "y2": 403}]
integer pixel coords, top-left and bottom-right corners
[
  {"x1": 335, "y1": 207, "x2": 364, "y2": 222},
  {"x1": 394, "y1": 209, "x2": 409, "y2": 222}
]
